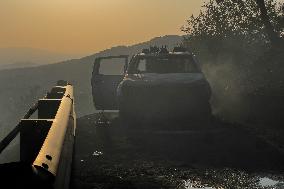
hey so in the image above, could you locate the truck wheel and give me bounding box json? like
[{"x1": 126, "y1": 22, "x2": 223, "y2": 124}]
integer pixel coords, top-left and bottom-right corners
[
  {"x1": 198, "y1": 101, "x2": 213, "y2": 123},
  {"x1": 119, "y1": 101, "x2": 133, "y2": 124}
]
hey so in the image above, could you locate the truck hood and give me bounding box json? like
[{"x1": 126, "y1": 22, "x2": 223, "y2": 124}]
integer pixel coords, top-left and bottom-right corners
[{"x1": 122, "y1": 73, "x2": 207, "y2": 87}]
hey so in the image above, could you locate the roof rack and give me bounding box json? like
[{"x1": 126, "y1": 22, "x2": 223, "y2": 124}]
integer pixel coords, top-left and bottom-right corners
[
  {"x1": 159, "y1": 46, "x2": 169, "y2": 54},
  {"x1": 173, "y1": 46, "x2": 187, "y2": 53}
]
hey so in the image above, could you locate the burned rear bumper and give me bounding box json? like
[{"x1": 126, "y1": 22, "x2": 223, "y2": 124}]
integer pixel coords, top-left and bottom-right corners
[{"x1": 118, "y1": 83, "x2": 212, "y2": 119}]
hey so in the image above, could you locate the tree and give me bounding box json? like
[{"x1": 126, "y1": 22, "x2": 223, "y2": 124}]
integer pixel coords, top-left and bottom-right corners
[
  {"x1": 182, "y1": 0, "x2": 283, "y2": 64},
  {"x1": 256, "y1": 0, "x2": 280, "y2": 46},
  {"x1": 182, "y1": 0, "x2": 284, "y2": 124}
]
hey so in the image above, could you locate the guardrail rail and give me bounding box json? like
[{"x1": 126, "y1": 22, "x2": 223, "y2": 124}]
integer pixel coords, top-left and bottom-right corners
[{"x1": 0, "y1": 80, "x2": 76, "y2": 189}]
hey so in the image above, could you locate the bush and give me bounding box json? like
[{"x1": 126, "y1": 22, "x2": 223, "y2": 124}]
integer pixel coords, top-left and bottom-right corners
[{"x1": 182, "y1": 0, "x2": 284, "y2": 124}]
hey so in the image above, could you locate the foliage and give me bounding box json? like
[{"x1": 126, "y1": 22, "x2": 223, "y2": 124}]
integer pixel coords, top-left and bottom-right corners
[
  {"x1": 182, "y1": 0, "x2": 283, "y2": 64},
  {"x1": 182, "y1": 0, "x2": 284, "y2": 123}
]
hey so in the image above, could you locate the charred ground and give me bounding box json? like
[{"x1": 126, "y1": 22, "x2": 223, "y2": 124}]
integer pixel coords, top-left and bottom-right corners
[{"x1": 71, "y1": 113, "x2": 284, "y2": 189}]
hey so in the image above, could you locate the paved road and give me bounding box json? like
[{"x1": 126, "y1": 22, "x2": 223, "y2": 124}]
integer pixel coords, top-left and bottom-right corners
[{"x1": 71, "y1": 113, "x2": 284, "y2": 189}]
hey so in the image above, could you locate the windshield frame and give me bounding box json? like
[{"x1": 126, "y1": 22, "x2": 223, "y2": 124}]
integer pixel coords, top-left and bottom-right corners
[{"x1": 127, "y1": 54, "x2": 201, "y2": 74}]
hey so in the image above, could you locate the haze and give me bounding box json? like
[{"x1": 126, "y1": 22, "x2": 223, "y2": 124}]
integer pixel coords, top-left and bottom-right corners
[{"x1": 0, "y1": 0, "x2": 203, "y2": 55}]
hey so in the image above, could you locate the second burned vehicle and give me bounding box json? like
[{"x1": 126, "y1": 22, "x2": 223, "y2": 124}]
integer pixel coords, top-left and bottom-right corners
[{"x1": 91, "y1": 47, "x2": 212, "y2": 121}]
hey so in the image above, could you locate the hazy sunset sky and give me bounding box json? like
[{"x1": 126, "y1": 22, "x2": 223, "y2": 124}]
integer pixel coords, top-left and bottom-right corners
[{"x1": 0, "y1": 0, "x2": 204, "y2": 54}]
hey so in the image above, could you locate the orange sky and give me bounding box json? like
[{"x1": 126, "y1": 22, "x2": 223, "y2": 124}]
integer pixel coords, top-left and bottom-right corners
[{"x1": 0, "y1": 0, "x2": 204, "y2": 54}]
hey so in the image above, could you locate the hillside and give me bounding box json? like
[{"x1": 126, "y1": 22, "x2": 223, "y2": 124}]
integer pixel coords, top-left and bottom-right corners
[
  {"x1": 0, "y1": 35, "x2": 183, "y2": 138},
  {"x1": 0, "y1": 47, "x2": 82, "y2": 70}
]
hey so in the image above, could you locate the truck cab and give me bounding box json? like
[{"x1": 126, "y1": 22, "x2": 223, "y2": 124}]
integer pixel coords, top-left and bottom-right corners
[{"x1": 91, "y1": 47, "x2": 211, "y2": 121}]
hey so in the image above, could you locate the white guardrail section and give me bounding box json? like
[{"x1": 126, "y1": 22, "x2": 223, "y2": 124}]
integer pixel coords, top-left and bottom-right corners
[{"x1": 33, "y1": 84, "x2": 76, "y2": 188}]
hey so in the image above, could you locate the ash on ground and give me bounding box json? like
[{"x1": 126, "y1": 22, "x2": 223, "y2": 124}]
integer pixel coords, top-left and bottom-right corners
[{"x1": 71, "y1": 113, "x2": 284, "y2": 189}]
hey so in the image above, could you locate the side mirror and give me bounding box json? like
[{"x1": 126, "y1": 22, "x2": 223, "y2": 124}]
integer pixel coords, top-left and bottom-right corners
[
  {"x1": 124, "y1": 57, "x2": 129, "y2": 74},
  {"x1": 123, "y1": 63, "x2": 127, "y2": 74}
]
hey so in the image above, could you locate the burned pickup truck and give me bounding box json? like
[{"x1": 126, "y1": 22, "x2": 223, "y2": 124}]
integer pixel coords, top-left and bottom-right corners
[{"x1": 91, "y1": 47, "x2": 212, "y2": 121}]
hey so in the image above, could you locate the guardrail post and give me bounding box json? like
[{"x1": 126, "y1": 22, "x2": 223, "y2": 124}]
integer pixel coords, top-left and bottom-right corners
[{"x1": 20, "y1": 119, "x2": 52, "y2": 163}]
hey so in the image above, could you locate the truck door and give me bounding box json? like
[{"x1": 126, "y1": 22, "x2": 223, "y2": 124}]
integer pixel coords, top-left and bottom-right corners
[{"x1": 91, "y1": 55, "x2": 128, "y2": 110}]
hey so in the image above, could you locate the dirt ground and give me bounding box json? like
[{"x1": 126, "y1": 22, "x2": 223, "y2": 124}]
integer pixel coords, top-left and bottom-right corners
[{"x1": 71, "y1": 113, "x2": 284, "y2": 189}]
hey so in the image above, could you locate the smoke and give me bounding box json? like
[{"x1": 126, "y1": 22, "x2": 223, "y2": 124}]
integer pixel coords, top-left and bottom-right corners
[{"x1": 201, "y1": 55, "x2": 252, "y2": 123}]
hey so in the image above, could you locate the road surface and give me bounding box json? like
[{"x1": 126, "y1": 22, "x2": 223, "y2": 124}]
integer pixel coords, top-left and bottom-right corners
[{"x1": 71, "y1": 112, "x2": 284, "y2": 189}]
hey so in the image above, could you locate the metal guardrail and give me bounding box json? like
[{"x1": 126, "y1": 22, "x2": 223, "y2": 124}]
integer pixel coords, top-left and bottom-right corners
[
  {"x1": 0, "y1": 102, "x2": 38, "y2": 154},
  {"x1": 0, "y1": 80, "x2": 76, "y2": 189}
]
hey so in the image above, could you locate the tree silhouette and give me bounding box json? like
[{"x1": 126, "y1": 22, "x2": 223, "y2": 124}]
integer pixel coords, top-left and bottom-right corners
[{"x1": 256, "y1": 0, "x2": 280, "y2": 46}]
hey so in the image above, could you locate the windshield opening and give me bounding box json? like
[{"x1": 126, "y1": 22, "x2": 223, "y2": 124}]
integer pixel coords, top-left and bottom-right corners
[{"x1": 130, "y1": 56, "x2": 200, "y2": 74}]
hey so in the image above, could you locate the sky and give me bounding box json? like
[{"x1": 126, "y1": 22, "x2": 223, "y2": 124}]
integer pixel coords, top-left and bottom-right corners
[{"x1": 0, "y1": 0, "x2": 204, "y2": 54}]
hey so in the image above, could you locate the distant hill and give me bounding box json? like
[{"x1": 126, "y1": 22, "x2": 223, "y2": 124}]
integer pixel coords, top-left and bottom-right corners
[
  {"x1": 0, "y1": 47, "x2": 82, "y2": 70},
  {"x1": 0, "y1": 35, "x2": 183, "y2": 139}
]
